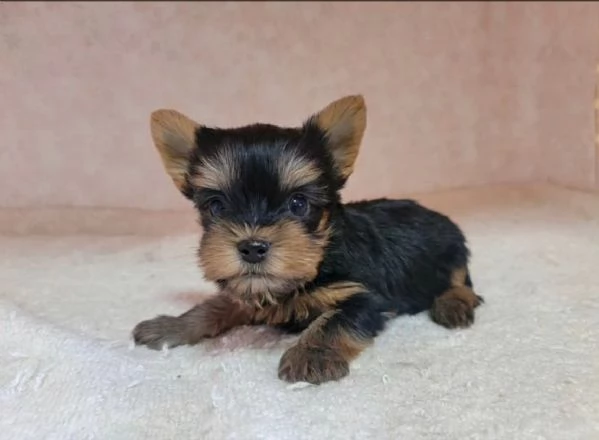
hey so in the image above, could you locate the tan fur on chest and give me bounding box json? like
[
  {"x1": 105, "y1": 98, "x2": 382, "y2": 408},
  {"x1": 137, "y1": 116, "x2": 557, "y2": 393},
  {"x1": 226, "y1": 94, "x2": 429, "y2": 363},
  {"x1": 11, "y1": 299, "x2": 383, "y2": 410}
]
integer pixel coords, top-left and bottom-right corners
[{"x1": 252, "y1": 281, "x2": 365, "y2": 326}]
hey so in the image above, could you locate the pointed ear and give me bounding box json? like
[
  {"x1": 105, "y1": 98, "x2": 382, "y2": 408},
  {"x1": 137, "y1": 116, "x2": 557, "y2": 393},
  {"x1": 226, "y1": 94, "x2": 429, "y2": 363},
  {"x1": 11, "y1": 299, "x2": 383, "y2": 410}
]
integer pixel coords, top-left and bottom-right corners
[
  {"x1": 150, "y1": 109, "x2": 199, "y2": 193},
  {"x1": 308, "y1": 95, "x2": 367, "y2": 181}
]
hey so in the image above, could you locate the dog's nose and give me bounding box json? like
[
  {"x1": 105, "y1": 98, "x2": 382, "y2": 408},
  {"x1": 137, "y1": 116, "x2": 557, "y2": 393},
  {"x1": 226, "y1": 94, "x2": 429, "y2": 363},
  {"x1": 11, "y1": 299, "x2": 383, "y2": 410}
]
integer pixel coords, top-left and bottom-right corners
[{"x1": 237, "y1": 240, "x2": 270, "y2": 264}]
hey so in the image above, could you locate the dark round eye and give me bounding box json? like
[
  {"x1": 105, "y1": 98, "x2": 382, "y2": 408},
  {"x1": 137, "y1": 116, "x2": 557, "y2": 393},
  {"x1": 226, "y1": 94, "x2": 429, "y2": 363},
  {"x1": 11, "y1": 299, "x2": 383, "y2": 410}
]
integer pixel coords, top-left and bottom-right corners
[
  {"x1": 208, "y1": 199, "x2": 225, "y2": 217},
  {"x1": 288, "y1": 194, "x2": 309, "y2": 217}
]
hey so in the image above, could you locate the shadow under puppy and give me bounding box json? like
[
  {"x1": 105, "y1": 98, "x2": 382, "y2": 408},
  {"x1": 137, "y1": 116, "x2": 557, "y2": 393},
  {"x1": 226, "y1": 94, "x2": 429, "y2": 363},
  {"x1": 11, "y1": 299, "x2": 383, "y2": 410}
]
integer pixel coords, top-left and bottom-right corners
[{"x1": 133, "y1": 95, "x2": 483, "y2": 385}]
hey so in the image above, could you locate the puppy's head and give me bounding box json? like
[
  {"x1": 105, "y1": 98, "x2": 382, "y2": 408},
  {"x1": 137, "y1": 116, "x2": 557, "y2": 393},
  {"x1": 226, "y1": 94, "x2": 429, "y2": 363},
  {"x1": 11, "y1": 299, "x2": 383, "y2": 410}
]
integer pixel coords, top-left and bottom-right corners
[{"x1": 149, "y1": 95, "x2": 367, "y2": 305}]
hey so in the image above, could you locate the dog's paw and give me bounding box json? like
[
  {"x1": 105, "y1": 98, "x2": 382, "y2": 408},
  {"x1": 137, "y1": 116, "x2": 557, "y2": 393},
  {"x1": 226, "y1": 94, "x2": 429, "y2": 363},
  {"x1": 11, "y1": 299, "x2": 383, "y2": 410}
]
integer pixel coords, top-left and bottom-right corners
[
  {"x1": 278, "y1": 345, "x2": 349, "y2": 385},
  {"x1": 431, "y1": 286, "x2": 483, "y2": 329},
  {"x1": 132, "y1": 315, "x2": 189, "y2": 350},
  {"x1": 432, "y1": 298, "x2": 474, "y2": 328}
]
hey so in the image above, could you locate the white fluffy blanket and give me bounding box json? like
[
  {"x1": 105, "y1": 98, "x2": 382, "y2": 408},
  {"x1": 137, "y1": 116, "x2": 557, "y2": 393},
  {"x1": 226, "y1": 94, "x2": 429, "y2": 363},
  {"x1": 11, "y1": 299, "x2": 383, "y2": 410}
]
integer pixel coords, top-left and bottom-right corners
[{"x1": 1, "y1": 185, "x2": 598, "y2": 440}]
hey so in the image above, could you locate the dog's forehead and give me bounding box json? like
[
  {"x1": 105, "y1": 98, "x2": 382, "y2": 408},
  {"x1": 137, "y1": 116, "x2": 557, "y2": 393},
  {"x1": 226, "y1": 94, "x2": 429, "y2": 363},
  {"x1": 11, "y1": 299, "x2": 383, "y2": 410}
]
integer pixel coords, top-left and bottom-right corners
[{"x1": 191, "y1": 145, "x2": 321, "y2": 193}]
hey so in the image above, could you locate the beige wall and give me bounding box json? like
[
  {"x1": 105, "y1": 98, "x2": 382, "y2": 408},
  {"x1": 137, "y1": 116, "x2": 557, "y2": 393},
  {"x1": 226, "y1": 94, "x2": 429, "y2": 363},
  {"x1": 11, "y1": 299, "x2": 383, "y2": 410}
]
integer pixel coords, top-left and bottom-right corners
[{"x1": 1, "y1": 2, "x2": 598, "y2": 211}]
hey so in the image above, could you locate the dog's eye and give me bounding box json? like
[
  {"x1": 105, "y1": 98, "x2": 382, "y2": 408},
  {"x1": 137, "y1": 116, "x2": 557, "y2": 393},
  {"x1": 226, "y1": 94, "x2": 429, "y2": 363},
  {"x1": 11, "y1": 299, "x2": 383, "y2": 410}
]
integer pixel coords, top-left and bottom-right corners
[
  {"x1": 288, "y1": 194, "x2": 309, "y2": 217},
  {"x1": 208, "y1": 199, "x2": 225, "y2": 217}
]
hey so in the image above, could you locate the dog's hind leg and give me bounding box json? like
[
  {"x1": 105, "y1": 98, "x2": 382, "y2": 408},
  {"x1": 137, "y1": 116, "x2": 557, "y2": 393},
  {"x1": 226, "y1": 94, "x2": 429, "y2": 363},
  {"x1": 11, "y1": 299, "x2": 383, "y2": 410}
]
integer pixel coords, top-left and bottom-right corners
[{"x1": 429, "y1": 266, "x2": 483, "y2": 329}]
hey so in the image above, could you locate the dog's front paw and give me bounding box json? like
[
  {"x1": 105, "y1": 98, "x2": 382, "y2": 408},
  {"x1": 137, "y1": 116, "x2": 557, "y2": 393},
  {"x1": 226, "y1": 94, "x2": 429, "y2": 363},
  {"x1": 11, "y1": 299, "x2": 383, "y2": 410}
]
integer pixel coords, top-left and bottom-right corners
[
  {"x1": 278, "y1": 345, "x2": 349, "y2": 385},
  {"x1": 132, "y1": 315, "x2": 189, "y2": 350}
]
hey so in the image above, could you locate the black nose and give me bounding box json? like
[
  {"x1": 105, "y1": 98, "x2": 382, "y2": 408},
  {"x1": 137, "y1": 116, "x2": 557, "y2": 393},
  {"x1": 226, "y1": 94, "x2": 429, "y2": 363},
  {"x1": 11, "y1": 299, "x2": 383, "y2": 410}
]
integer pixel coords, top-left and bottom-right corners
[{"x1": 237, "y1": 240, "x2": 270, "y2": 264}]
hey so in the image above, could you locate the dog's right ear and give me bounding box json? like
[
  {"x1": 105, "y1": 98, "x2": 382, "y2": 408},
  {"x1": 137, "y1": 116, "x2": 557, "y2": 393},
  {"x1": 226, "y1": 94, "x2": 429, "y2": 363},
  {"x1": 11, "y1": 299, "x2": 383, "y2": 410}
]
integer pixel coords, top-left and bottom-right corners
[{"x1": 150, "y1": 109, "x2": 199, "y2": 193}]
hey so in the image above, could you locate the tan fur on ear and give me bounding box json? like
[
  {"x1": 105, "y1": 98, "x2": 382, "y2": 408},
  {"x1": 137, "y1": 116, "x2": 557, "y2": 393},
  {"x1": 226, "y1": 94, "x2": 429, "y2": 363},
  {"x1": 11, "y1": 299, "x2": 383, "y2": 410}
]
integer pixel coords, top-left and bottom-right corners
[
  {"x1": 311, "y1": 95, "x2": 367, "y2": 180},
  {"x1": 150, "y1": 109, "x2": 199, "y2": 192}
]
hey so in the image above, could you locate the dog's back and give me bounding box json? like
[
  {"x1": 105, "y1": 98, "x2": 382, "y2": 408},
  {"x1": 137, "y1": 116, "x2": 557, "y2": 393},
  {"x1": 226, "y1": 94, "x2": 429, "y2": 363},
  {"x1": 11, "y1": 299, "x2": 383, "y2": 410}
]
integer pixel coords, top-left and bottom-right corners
[{"x1": 319, "y1": 198, "x2": 474, "y2": 316}]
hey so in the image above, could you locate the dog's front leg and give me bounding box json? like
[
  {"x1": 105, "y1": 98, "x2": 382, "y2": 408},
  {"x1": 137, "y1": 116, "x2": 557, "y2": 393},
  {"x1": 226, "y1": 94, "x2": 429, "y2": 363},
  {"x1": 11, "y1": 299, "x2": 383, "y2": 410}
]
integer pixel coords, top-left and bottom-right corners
[
  {"x1": 132, "y1": 294, "x2": 253, "y2": 350},
  {"x1": 278, "y1": 292, "x2": 385, "y2": 385}
]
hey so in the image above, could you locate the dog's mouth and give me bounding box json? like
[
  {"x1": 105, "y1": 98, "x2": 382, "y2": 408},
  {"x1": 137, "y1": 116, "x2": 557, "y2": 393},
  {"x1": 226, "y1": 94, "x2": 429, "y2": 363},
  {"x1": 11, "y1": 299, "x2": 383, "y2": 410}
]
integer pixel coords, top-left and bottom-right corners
[{"x1": 219, "y1": 274, "x2": 306, "y2": 290}]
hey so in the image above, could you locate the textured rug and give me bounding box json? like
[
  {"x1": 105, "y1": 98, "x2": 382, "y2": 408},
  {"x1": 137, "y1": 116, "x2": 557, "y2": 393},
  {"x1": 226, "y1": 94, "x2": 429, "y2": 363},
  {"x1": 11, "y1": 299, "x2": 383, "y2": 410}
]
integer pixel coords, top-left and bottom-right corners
[{"x1": 1, "y1": 184, "x2": 598, "y2": 440}]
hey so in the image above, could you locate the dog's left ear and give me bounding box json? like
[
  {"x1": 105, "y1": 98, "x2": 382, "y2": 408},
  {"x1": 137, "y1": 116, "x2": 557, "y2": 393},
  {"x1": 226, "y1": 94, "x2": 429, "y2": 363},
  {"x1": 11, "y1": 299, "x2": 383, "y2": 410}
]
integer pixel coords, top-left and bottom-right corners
[
  {"x1": 150, "y1": 109, "x2": 199, "y2": 193},
  {"x1": 307, "y1": 95, "x2": 367, "y2": 181}
]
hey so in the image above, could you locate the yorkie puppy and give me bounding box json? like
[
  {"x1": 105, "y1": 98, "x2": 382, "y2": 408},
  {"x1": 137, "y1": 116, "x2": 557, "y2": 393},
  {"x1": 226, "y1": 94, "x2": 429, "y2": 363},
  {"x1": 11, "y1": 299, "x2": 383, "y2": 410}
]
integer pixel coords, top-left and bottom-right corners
[{"x1": 132, "y1": 95, "x2": 483, "y2": 385}]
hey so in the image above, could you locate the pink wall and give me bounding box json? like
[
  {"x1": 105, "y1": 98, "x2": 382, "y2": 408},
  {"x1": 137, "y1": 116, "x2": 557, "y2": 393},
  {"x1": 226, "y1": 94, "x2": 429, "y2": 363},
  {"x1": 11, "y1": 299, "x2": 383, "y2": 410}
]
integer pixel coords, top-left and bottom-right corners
[
  {"x1": 526, "y1": 2, "x2": 599, "y2": 191},
  {"x1": 1, "y1": 2, "x2": 598, "y2": 211}
]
